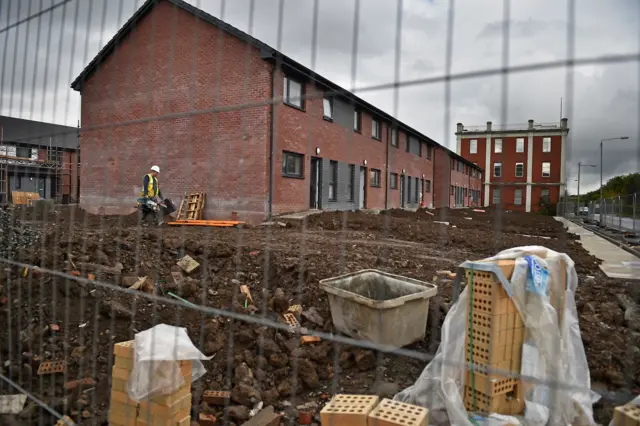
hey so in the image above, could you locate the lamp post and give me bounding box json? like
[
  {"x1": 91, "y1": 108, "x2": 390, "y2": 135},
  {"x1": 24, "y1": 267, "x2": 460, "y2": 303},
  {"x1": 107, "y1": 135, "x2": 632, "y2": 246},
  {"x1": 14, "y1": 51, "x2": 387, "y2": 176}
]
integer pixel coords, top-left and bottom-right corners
[
  {"x1": 600, "y1": 137, "x2": 629, "y2": 223},
  {"x1": 577, "y1": 162, "x2": 596, "y2": 216}
]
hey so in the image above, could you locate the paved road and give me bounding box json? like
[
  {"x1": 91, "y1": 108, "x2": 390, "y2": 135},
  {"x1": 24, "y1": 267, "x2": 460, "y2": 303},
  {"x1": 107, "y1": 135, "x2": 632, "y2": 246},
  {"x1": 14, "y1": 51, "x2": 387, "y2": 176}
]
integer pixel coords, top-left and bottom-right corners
[{"x1": 594, "y1": 213, "x2": 639, "y2": 233}]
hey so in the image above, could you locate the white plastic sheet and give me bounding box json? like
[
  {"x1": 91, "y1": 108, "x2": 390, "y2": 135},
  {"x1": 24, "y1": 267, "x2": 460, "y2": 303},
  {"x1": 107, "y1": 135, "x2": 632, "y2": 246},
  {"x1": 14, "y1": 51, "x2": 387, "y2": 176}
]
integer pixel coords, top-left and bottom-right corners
[
  {"x1": 395, "y1": 246, "x2": 596, "y2": 426},
  {"x1": 127, "y1": 324, "x2": 212, "y2": 402}
]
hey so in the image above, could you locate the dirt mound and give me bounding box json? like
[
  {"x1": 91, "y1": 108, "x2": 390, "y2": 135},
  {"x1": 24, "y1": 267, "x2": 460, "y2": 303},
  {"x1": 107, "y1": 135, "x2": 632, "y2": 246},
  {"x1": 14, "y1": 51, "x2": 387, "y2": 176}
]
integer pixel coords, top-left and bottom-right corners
[{"x1": 0, "y1": 206, "x2": 636, "y2": 425}]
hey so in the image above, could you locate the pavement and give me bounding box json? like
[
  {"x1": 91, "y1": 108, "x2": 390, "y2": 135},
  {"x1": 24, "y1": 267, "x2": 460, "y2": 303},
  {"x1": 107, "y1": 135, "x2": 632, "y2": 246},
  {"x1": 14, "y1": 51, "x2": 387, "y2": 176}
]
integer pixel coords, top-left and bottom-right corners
[
  {"x1": 555, "y1": 217, "x2": 640, "y2": 280},
  {"x1": 594, "y1": 213, "x2": 639, "y2": 234}
]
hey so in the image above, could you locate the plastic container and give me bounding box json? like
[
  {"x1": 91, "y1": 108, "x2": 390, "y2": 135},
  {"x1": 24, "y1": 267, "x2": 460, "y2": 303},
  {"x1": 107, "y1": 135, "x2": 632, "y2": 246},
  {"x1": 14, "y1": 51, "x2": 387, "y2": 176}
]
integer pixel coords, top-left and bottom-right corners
[{"x1": 319, "y1": 269, "x2": 437, "y2": 348}]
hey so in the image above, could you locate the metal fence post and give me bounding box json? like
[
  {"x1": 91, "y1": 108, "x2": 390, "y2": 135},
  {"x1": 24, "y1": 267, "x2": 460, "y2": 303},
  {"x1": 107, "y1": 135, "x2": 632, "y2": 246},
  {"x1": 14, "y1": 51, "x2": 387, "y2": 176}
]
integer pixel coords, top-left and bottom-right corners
[
  {"x1": 634, "y1": 192, "x2": 637, "y2": 235},
  {"x1": 618, "y1": 195, "x2": 622, "y2": 231}
]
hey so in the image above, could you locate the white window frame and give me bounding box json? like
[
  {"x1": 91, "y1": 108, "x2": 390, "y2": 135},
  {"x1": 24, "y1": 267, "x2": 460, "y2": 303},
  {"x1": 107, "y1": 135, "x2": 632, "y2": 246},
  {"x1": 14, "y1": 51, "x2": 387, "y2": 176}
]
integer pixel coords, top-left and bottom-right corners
[
  {"x1": 492, "y1": 188, "x2": 501, "y2": 205},
  {"x1": 516, "y1": 138, "x2": 525, "y2": 153},
  {"x1": 372, "y1": 119, "x2": 381, "y2": 140},
  {"x1": 493, "y1": 162, "x2": 502, "y2": 177},
  {"x1": 283, "y1": 76, "x2": 303, "y2": 108},
  {"x1": 323, "y1": 97, "x2": 333, "y2": 119},
  {"x1": 494, "y1": 139, "x2": 503, "y2": 153},
  {"x1": 515, "y1": 162, "x2": 524, "y2": 178},
  {"x1": 514, "y1": 189, "x2": 523, "y2": 206},
  {"x1": 470, "y1": 139, "x2": 477, "y2": 154},
  {"x1": 542, "y1": 162, "x2": 551, "y2": 178},
  {"x1": 353, "y1": 110, "x2": 361, "y2": 132},
  {"x1": 542, "y1": 137, "x2": 551, "y2": 153}
]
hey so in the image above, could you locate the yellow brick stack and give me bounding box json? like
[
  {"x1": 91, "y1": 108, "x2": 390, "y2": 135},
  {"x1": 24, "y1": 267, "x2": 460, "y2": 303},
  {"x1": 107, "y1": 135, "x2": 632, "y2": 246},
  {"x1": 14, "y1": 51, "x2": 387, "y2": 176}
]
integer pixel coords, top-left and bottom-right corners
[
  {"x1": 613, "y1": 403, "x2": 640, "y2": 426},
  {"x1": 463, "y1": 260, "x2": 525, "y2": 416},
  {"x1": 109, "y1": 340, "x2": 193, "y2": 426}
]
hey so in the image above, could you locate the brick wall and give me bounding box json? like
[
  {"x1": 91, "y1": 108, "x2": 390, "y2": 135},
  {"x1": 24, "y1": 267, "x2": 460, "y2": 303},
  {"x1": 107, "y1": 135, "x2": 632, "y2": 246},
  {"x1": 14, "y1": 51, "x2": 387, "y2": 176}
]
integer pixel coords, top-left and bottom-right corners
[
  {"x1": 433, "y1": 147, "x2": 451, "y2": 208},
  {"x1": 79, "y1": 1, "x2": 272, "y2": 221}
]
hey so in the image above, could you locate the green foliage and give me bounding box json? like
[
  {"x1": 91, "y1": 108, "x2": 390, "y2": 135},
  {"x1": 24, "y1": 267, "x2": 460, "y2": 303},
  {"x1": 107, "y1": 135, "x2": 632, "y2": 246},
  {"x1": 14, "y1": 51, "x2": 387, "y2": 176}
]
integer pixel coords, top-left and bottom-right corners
[{"x1": 582, "y1": 172, "x2": 640, "y2": 201}]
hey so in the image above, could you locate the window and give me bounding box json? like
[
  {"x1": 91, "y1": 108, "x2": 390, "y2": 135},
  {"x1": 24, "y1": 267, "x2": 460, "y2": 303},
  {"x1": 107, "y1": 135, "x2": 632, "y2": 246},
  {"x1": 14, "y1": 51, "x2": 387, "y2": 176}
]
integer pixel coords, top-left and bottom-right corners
[
  {"x1": 370, "y1": 169, "x2": 381, "y2": 187},
  {"x1": 323, "y1": 97, "x2": 333, "y2": 120},
  {"x1": 425, "y1": 144, "x2": 432, "y2": 160},
  {"x1": 372, "y1": 119, "x2": 381, "y2": 140},
  {"x1": 414, "y1": 177, "x2": 419, "y2": 203},
  {"x1": 419, "y1": 142, "x2": 423, "y2": 157},
  {"x1": 515, "y1": 162, "x2": 524, "y2": 178},
  {"x1": 457, "y1": 161, "x2": 463, "y2": 172},
  {"x1": 283, "y1": 76, "x2": 304, "y2": 109},
  {"x1": 407, "y1": 178, "x2": 412, "y2": 201},
  {"x1": 540, "y1": 188, "x2": 550, "y2": 204},
  {"x1": 493, "y1": 162, "x2": 502, "y2": 177},
  {"x1": 16, "y1": 146, "x2": 31, "y2": 158},
  {"x1": 348, "y1": 165, "x2": 355, "y2": 201},
  {"x1": 542, "y1": 137, "x2": 551, "y2": 153},
  {"x1": 494, "y1": 139, "x2": 503, "y2": 153},
  {"x1": 542, "y1": 162, "x2": 551, "y2": 177},
  {"x1": 470, "y1": 139, "x2": 478, "y2": 154},
  {"x1": 451, "y1": 159, "x2": 455, "y2": 170},
  {"x1": 329, "y1": 161, "x2": 338, "y2": 201},
  {"x1": 282, "y1": 151, "x2": 303, "y2": 177},
  {"x1": 354, "y1": 110, "x2": 362, "y2": 132},
  {"x1": 514, "y1": 189, "x2": 523, "y2": 206},
  {"x1": 15, "y1": 175, "x2": 21, "y2": 189},
  {"x1": 390, "y1": 173, "x2": 398, "y2": 189},
  {"x1": 406, "y1": 136, "x2": 410, "y2": 153},
  {"x1": 493, "y1": 188, "x2": 501, "y2": 205},
  {"x1": 516, "y1": 138, "x2": 525, "y2": 153},
  {"x1": 390, "y1": 129, "x2": 398, "y2": 147},
  {"x1": 450, "y1": 185, "x2": 455, "y2": 195},
  {"x1": 47, "y1": 149, "x2": 62, "y2": 164},
  {"x1": 425, "y1": 179, "x2": 431, "y2": 193}
]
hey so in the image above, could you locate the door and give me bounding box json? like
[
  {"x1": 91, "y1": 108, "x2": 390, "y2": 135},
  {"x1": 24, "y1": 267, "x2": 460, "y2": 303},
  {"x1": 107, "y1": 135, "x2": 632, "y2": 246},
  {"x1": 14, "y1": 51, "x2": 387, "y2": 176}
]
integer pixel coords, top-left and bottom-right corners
[
  {"x1": 37, "y1": 177, "x2": 46, "y2": 199},
  {"x1": 420, "y1": 178, "x2": 424, "y2": 206},
  {"x1": 400, "y1": 175, "x2": 405, "y2": 208},
  {"x1": 359, "y1": 167, "x2": 366, "y2": 209},
  {"x1": 310, "y1": 158, "x2": 321, "y2": 209}
]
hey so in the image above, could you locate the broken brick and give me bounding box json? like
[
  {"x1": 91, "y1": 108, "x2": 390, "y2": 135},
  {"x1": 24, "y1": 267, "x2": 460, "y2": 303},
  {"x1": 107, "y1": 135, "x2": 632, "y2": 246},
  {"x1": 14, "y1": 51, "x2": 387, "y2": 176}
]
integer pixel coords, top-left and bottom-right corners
[
  {"x1": 70, "y1": 271, "x2": 81, "y2": 276},
  {"x1": 199, "y1": 413, "x2": 217, "y2": 426},
  {"x1": 298, "y1": 411, "x2": 313, "y2": 425},
  {"x1": 49, "y1": 324, "x2": 60, "y2": 332},
  {"x1": 300, "y1": 336, "x2": 321, "y2": 344},
  {"x1": 288, "y1": 304, "x2": 302, "y2": 315},
  {"x1": 203, "y1": 390, "x2": 230, "y2": 406},
  {"x1": 64, "y1": 377, "x2": 96, "y2": 391},
  {"x1": 88, "y1": 273, "x2": 96, "y2": 281},
  {"x1": 283, "y1": 313, "x2": 300, "y2": 330}
]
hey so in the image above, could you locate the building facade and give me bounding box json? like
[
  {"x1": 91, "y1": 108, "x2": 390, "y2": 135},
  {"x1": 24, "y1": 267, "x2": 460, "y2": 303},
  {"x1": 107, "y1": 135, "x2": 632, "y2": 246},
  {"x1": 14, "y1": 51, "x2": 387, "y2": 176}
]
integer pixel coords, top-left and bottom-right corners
[
  {"x1": 72, "y1": 0, "x2": 481, "y2": 221},
  {"x1": 0, "y1": 116, "x2": 80, "y2": 204},
  {"x1": 456, "y1": 119, "x2": 568, "y2": 212}
]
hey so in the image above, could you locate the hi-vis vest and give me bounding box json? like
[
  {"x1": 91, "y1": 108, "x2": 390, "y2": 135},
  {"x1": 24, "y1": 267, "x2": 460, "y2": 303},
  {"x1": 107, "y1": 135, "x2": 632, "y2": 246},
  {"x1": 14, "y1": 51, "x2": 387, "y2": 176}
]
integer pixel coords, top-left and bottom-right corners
[{"x1": 141, "y1": 173, "x2": 159, "y2": 198}]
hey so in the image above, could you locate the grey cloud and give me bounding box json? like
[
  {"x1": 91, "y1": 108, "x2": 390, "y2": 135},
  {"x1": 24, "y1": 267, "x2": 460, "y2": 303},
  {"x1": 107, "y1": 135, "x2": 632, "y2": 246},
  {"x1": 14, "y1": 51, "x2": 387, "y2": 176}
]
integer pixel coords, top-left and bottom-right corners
[{"x1": 476, "y1": 18, "x2": 566, "y2": 40}]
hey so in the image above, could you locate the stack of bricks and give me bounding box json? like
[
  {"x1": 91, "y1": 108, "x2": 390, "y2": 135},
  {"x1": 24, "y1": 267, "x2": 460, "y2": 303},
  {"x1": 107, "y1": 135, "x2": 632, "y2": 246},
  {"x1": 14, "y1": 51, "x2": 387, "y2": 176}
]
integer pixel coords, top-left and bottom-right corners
[
  {"x1": 110, "y1": 340, "x2": 193, "y2": 426},
  {"x1": 320, "y1": 395, "x2": 428, "y2": 426},
  {"x1": 463, "y1": 260, "x2": 525, "y2": 416},
  {"x1": 613, "y1": 403, "x2": 640, "y2": 426}
]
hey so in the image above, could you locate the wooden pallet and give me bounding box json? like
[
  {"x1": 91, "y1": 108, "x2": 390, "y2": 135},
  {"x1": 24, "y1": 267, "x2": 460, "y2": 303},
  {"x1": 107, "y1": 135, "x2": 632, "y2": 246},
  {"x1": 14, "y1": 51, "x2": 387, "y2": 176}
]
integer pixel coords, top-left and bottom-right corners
[
  {"x1": 176, "y1": 191, "x2": 205, "y2": 220},
  {"x1": 168, "y1": 220, "x2": 244, "y2": 228}
]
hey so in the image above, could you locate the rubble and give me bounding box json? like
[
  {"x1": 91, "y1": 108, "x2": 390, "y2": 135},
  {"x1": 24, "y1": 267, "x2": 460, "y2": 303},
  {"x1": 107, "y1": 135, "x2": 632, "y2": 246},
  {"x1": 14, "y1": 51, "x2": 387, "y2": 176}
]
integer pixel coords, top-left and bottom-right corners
[{"x1": 0, "y1": 207, "x2": 41, "y2": 261}]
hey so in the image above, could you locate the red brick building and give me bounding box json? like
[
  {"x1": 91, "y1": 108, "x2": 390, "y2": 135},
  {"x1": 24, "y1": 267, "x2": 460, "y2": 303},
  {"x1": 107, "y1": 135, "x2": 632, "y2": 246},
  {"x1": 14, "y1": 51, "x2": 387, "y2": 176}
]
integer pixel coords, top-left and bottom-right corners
[
  {"x1": 456, "y1": 120, "x2": 568, "y2": 212},
  {"x1": 71, "y1": 0, "x2": 481, "y2": 221}
]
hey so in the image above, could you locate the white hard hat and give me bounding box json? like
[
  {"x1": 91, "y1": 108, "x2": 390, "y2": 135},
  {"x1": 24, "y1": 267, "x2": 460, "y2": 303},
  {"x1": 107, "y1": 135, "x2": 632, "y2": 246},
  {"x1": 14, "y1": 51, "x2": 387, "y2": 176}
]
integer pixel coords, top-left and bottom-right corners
[{"x1": 150, "y1": 165, "x2": 160, "y2": 173}]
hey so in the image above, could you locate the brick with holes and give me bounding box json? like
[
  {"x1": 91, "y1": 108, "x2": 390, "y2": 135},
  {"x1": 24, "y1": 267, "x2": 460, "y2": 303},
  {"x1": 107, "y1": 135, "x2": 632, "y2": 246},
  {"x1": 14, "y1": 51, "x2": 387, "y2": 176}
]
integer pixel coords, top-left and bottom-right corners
[
  {"x1": 320, "y1": 394, "x2": 379, "y2": 426},
  {"x1": 37, "y1": 360, "x2": 66, "y2": 375},
  {"x1": 613, "y1": 404, "x2": 640, "y2": 426},
  {"x1": 114, "y1": 340, "x2": 136, "y2": 359},
  {"x1": 367, "y1": 398, "x2": 428, "y2": 426}
]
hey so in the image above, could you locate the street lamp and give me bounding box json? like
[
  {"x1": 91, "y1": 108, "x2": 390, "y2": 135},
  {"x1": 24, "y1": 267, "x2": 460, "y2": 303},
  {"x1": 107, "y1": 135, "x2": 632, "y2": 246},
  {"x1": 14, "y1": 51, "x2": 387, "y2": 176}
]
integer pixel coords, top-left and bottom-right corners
[
  {"x1": 600, "y1": 137, "x2": 629, "y2": 222},
  {"x1": 577, "y1": 162, "x2": 596, "y2": 215}
]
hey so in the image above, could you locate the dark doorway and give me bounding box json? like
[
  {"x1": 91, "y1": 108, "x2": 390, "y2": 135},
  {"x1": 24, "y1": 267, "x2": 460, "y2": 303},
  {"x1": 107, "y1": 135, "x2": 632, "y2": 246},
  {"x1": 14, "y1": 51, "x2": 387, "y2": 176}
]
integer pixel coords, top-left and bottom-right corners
[
  {"x1": 310, "y1": 157, "x2": 321, "y2": 209},
  {"x1": 400, "y1": 175, "x2": 405, "y2": 208}
]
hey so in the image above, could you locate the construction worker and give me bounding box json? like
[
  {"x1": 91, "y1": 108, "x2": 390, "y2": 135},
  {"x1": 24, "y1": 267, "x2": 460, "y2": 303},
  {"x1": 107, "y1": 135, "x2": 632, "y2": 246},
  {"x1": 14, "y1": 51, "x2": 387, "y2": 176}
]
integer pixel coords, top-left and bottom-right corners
[{"x1": 139, "y1": 165, "x2": 164, "y2": 226}]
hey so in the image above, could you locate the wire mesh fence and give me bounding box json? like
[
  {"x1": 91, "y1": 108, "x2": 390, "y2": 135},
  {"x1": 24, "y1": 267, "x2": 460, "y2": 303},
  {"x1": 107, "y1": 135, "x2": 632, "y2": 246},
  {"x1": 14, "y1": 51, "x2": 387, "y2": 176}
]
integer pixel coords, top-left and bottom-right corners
[{"x1": 1, "y1": 1, "x2": 639, "y2": 426}]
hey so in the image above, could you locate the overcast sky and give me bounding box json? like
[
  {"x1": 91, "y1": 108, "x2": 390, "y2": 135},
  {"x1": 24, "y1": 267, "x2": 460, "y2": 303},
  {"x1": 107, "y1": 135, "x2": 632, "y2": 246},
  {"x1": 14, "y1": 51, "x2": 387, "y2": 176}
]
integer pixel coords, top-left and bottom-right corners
[{"x1": 1, "y1": 0, "x2": 638, "y2": 193}]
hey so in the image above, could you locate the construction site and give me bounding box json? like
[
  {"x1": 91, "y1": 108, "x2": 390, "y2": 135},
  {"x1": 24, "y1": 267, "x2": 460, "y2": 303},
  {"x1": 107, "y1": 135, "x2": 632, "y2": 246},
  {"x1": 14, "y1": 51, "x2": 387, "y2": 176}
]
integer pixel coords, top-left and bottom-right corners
[{"x1": 0, "y1": 200, "x2": 638, "y2": 426}]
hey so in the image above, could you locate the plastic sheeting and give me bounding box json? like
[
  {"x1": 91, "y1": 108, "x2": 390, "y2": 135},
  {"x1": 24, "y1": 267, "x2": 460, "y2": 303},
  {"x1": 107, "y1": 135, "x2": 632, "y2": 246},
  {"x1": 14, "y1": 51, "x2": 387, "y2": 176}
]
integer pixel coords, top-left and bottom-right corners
[
  {"x1": 127, "y1": 324, "x2": 212, "y2": 402},
  {"x1": 395, "y1": 246, "x2": 597, "y2": 426}
]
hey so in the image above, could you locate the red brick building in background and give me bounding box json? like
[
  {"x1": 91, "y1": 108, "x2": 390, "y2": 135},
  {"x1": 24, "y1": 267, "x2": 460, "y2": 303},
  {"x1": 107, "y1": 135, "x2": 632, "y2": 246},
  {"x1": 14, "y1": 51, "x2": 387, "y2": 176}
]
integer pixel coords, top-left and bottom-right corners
[
  {"x1": 71, "y1": 0, "x2": 481, "y2": 222},
  {"x1": 456, "y1": 119, "x2": 568, "y2": 212}
]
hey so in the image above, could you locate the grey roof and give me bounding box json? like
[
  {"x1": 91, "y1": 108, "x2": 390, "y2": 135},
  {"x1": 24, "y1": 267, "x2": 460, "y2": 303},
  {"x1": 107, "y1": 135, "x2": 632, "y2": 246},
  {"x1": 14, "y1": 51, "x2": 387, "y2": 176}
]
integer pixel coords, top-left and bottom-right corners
[
  {"x1": 70, "y1": 0, "x2": 481, "y2": 172},
  {"x1": 0, "y1": 116, "x2": 79, "y2": 150}
]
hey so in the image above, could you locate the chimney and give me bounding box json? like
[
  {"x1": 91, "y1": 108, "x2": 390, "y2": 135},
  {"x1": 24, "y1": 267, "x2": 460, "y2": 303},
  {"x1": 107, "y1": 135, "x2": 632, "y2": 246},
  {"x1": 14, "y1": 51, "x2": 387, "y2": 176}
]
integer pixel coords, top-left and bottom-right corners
[
  {"x1": 486, "y1": 121, "x2": 492, "y2": 132},
  {"x1": 528, "y1": 119, "x2": 534, "y2": 130},
  {"x1": 456, "y1": 123, "x2": 463, "y2": 133},
  {"x1": 561, "y1": 118, "x2": 568, "y2": 129}
]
